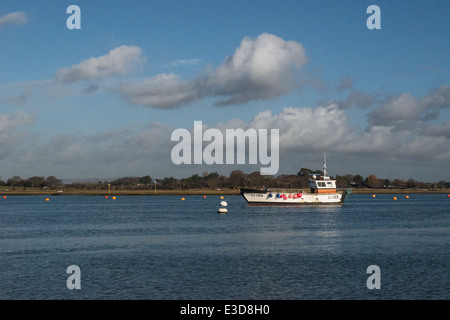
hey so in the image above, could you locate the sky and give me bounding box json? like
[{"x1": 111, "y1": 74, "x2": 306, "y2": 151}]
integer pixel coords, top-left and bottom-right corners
[{"x1": 0, "y1": 0, "x2": 449, "y2": 182}]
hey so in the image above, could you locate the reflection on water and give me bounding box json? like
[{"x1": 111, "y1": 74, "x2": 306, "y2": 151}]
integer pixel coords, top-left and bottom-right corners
[{"x1": 0, "y1": 194, "x2": 449, "y2": 299}]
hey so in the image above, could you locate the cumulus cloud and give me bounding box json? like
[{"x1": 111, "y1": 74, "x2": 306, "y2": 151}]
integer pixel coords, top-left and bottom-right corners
[
  {"x1": 0, "y1": 11, "x2": 26, "y2": 28},
  {"x1": 335, "y1": 90, "x2": 375, "y2": 110},
  {"x1": 369, "y1": 84, "x2": 450, "y2": 129},
  {"x1": 422, "y1": 121, "x2": 450, "y2": 138},
  {"x1": 0, "y1": 92, "x2": 30, "y2": 106},
  {"x1": 337, "y1": 76, "x2": 353, "y2": 91},
  {"x1": 209, "y1": 98, "x2": 450, "y2": 175},
  {"x1": 209, "y1": 33, "x2": 307, "y2": 105},
  {"x1": 0, "y1": 111, "x2": 35, "y2": 160},
  {"x1": 117, "y1": 33, "x2": 308, "y2": 108},
  {"x1": 6, "y1": 96, "x2": 450, "y2": 180},
  {"x1": 18, "y1": 123, "x2": 175, "y2": 178},
  {"x1": 55, "y1": 45, "x2": 145, "y2": 83},
  {"x1": 0, "y1": 111, "x2": 35, "y2": 132},
  {"x1": 118, "y1": 73, "x2": 200, "y2": 109}
]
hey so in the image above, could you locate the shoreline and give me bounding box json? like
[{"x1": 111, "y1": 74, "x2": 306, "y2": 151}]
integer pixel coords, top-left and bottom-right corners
[{"x1": 1, "y1": 188, "x2": 449, "y2": 196}]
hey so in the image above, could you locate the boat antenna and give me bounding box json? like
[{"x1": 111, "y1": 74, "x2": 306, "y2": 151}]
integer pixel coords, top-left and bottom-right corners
[{"x1": 323, "y1": 150, "x2": 328, "y2": 177}]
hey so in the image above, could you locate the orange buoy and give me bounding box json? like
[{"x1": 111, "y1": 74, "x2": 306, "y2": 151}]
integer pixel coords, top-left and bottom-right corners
[
  {"x1": 181, "y1": 197, "x2": 185, "y2": 201},
  {"x1": 372, "y1": 195, "x2": 376, "y2": 198},
  {"x1": 405, "y1": 195, "x2": 409, "y2": 199},
  {"x1": 393, "y1": 197, "x2": 397, "y2": 200},
  {"x1": 45, "y1": 198, "x2": 50, "y2": 201},
  {"x1": 105, "y1": 196, "x2": 108, "y2": 199},
  {"x1": 203, "y1": 195, "x2": 207, "y2": 198}
]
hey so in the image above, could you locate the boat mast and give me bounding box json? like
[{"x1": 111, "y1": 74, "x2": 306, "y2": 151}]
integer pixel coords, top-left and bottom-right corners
[{"x1": 323, "y1": 150, "x2": 328, "y2": 177}]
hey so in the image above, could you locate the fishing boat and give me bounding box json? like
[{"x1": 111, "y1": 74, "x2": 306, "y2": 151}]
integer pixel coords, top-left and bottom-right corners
[{"x1": 239, "y1": 152, "x2": 347, "y2": 205}]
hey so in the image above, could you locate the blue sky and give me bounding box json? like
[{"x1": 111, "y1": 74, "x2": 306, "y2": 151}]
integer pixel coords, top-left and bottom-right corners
[{"x1": 1, "y1": 0, "x2": 449, "y2": 182}]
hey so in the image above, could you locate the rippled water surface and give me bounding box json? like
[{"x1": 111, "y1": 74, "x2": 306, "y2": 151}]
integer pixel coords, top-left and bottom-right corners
[{"x1": 0, "y1": 194, "x2": 449, "y2": 299}]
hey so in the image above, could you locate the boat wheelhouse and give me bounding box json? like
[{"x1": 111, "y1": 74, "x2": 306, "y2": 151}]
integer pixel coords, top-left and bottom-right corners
[{"x1": 239, "y1": 152, "x2": 347, "y2": 205}]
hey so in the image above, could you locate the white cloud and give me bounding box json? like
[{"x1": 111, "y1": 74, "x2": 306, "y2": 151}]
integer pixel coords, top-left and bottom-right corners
[
  {"x1": 164, "y1": 59, "x2": 202, "y2": 68},
  {"x1": 211, "y1": 101, "x2": 450, "y2": 177},
  {"x1": 369, "y1": 85, "x2": 450, "y2": 129},
  {"x1": 0, "y1": 11, "x2": 26, "y2": 28},
  {"x1": 0, "y1": 111, "x2": 35, "y2": 160},
  {"x1": 55, "y1": 45, "x2": 145, "y2": 83},
  {"x1": 16, "y1": 123, "x2": 176, "y2": 179},
  {"x1": 117, "y1": 33, "x2": 308, "y2": 108},
  {"x1": 3, "y1": 98, "x2": 450, "y2": 181},
  {"x1": 210, "y1": 33, "x2": 307, "y2": 105},
  {"x1": 0, "y1": 111, "x2": 35, "y2": 132},
  {"x1": 118, "y1": 73, "x2": 199, "y2": 109},
  {"x1": 422, "y1": 121, "x2": 450, "y2": 138}
]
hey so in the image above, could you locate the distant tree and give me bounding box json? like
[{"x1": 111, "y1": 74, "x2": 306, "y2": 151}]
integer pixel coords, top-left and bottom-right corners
[
  {"x1": 335, "y1": 174, "x2": 349, "y2": 188},
  {"x1": 366, "y1": 174, "x2": 379, "y2": 188},
  {"x1": 180, "y1": 174, "x2": 205, "y2": 189},
  {"x1": 45, "y1": 176, "x2": 63, "y2": 189},
  {"x1": 139, "y1": 175, "x2": 152, "y2": 184},
  {"x1": 274, "y1": 174, "x2": 304, "y2": 189},
  {"x1": 406, "y1": 178, "x2": 417, "y2": 188},
  {"x1": 246, "y1": 171, "x2": 266, "y2": 187},
  {"x1": 160, "y1": 177, "x2": 179, "y2": 189},
  {"x1": 26, "y1": 176, "x2": 45, "y2": 188},
  {"x1": 7, "y1": 176, "x2": 25, "y2": 187},
  {"x1": 353, "y1": 174, "x2": 364, "y2": 187},
  {"x1": 226, "y1": 170, "x2": 246, "y2": 189},
  {"x1": 111, "y1": 177, "x2": 140, "y2": 186},
  {"x1": 298, "y1": 168, "x2": 313, "y2": 176},
  {"x1": 393, "y1": 179, "x2": 406, "y2": 188}
]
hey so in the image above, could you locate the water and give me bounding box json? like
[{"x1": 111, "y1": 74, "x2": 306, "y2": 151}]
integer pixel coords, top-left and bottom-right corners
[{"x1": 0, "y1": 194, "x2": 448, "y2": 300}]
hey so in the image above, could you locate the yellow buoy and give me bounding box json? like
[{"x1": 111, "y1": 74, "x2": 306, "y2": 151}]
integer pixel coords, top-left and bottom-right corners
[
  {"x1": 405, "y1": 195, "x2": 409, "y2": 199},
  {"x1": 220, "y1": 196, "x2": 224, "y2": 199},
  {"x1": 181, "y1": 198, "x2": 185, "y2": 201},
  {"x1": 393, "y1": 197, "x2": 397, "y2": 200},
  {"x1": 112, "y1": 196, "x2": 116, "y2": 200},
  {"x1": 372, "y1": 195, "x2": 376, "y2": 198}
]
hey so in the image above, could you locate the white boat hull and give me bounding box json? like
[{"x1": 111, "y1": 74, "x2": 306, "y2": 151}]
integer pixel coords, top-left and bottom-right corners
[{"x1": 240, "y1": 189, "x2": 346, "y2": 205}]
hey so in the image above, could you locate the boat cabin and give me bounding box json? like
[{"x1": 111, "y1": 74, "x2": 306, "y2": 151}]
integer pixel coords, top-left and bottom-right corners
[{"x1": 308, "y1": 175, "x2": 337, "y2": 194}]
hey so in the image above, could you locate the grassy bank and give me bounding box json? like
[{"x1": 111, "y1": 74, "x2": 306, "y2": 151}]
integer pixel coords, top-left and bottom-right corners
[
  {"x1": 349, "y1": 188, "x2": 449, "y2": 194},
  {"x1": 0, "y1": 188, "x2": 240, "y2": 196}
]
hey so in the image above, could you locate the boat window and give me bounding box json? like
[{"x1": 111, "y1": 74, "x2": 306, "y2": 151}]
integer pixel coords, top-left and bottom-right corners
[{"x1": 327, "y1": 182, "x2": 332, "y2": 185}]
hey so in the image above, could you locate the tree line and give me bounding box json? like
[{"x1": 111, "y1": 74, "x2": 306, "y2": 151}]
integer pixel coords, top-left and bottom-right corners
[{"x1": 1, "y1": 170, "x2": 448, "y2": 191}]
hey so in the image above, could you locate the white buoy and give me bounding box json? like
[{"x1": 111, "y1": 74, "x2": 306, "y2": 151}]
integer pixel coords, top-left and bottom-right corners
[
  {"x1": 217, "y1": 200, "x2": 228, "y2": 213},
  {"x1": 217, "y1": 207, "x2": 228, "y2": 214}
]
